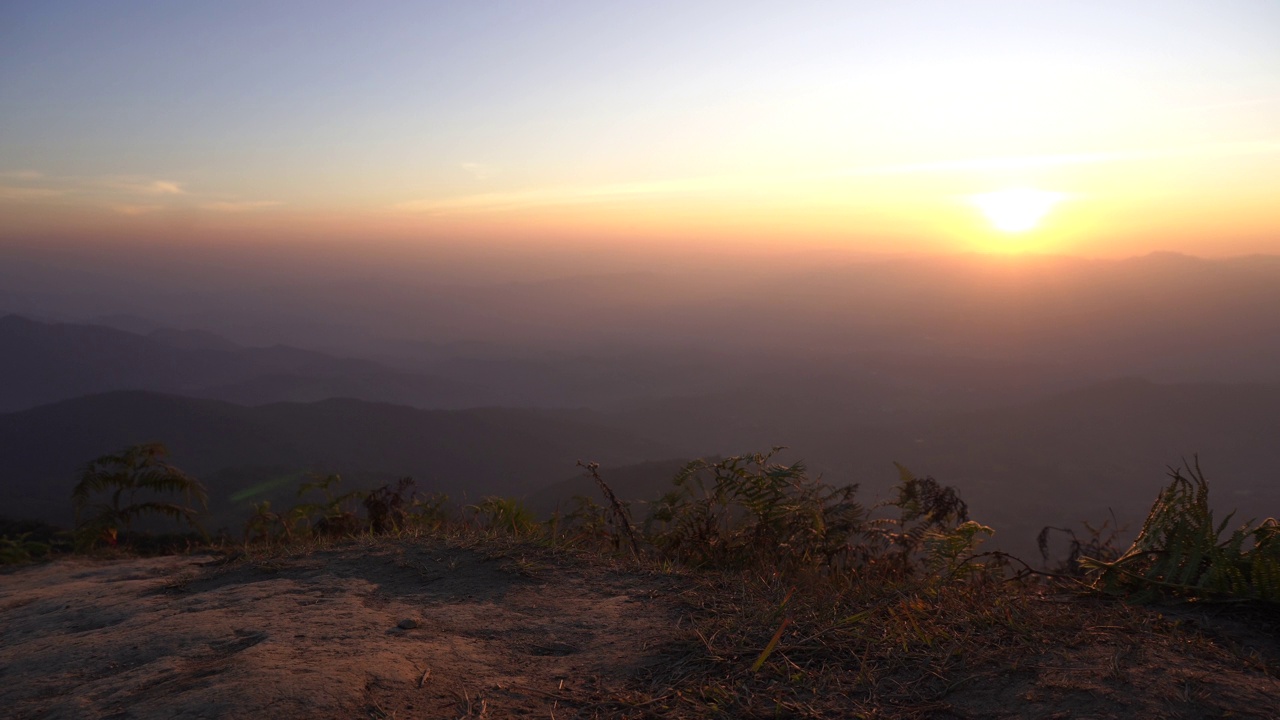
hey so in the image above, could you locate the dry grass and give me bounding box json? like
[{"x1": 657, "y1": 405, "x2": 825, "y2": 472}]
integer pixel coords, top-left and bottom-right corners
[
  {"x1": 214, "y1": 522, "x2": 1280, "y2": 718},
  {"x1": 617, "y1": 570, "x2": 1280, "y2": 718},
  {"x1": 11, "y1": 458, "x2": 1279, "y2": 717},
  {"x1": 9, "y1": 516, "x2": 1277, "y2": 718}
]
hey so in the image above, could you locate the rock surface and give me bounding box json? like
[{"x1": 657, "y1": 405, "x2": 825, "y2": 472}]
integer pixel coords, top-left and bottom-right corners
[{"x1": 0, "y1": 539, "x2": 681, "y2": 719}]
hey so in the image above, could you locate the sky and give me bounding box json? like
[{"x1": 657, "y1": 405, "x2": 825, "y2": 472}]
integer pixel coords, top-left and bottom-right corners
[{"x1": 2, "y1": 0, "x2": 1279, "y2": 259}]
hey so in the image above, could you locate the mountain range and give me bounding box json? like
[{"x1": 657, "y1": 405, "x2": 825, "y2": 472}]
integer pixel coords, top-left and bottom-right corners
[
  {"x1": 0, "y1": 314, "x2": 494, "y2": 413},
  {"x1": 3, "y1": 252, "x2": 1279, "y2": 557},
  {"x1": 2, "y1": 377, "x2": 1276, "y2": 558},
  {"x1": 0, "y1": 390, "x2": 675, "y2": 532}
]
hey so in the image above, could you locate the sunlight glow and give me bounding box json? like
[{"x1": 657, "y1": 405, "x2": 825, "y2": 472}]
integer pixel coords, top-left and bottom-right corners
[{"x1": 971, "y1": 188, "x2": 1064, "y2": 233}]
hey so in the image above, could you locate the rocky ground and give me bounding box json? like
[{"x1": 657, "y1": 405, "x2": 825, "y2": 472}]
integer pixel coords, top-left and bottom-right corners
[
  {"x1": 0, "y1": 538, "x2": 685, "y2": 719},
  {"x1": 2, "y1": 537, "x2": 1278, "y2": 719}
]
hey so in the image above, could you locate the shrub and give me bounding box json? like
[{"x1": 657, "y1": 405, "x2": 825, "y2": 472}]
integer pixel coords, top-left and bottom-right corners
[
  {"x1": 1081, "y1": 458, "x2": 1280, "y2": 603},
  {"x1": 1, "y1": 533, "x2": 52, "y2": 565},
  {"x1": 470, "y1": 496, "x2": 540, "y2": 536},
  {"x1": 1037, "y1": 514, "x2": 1126, "y2": 576},
  {"x1": 402, "y1": 491, "x2": 450, "y2": 533},
  {"x1": 363, "y1": 477, "x2": 416, "y2": 534},
  {"x1": 643, "y1": 449, "x2": 868, "y2": 572},
  {"x1": 71, "y1": 443, "x2": 207, "y2": 550},
  {"x1": 290, "y1": 474, "x2": 364, "y2": 538},
  {"x1": 549, "y1": 494, "x2": 611, "y2": 548},
  {"x1": 243, "y1": 500, "x2": 296, "y2": 546}
]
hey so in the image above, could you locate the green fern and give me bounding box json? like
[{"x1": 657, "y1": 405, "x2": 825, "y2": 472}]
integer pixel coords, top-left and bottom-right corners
[
  {"x1": 1, "y1": 533, "x2": 52, "y2": 565},
  {"x1": 923, "y1": 520, "x2": 995, "y2": 576},
  {"x1": 244, "y1": 500, "x2": 296, "y2": 545},
  {"x1": 470, "y1": 496, "x2": 540, "y2": 536},
  {"x1": 290, "y1": 474, "x2": 364, "y2": 537},
  {"x1": 71, "y1": 443, "x2": 207, "y2": 550},
  {"x1": 1081, "y1": 458, "x2": 1280, "y2": 603},
  {"x1": 642, "y1": 448, "x2": 871, "y2": 572}
]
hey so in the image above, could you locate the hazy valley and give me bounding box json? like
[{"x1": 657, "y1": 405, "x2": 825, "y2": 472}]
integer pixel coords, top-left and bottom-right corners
[{"x1": 3, "y1": 249, "x2": 1278, "y2": 559}]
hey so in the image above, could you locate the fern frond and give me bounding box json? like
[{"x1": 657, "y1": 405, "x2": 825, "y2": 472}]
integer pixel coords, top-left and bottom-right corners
[{"x1": 1084, "y1": 458, "x2": 1280, "y2": 604}]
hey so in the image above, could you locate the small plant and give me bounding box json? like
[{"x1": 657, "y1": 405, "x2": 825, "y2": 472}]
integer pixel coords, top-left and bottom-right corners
[
  {"x1": 363, "y1": 477, "x2": 416, "y2": 534},
  {"x1": 362, "y1": 477, "x2": 449, "y2": 535},
  {"x1": 834, "y1": 463, "x2": 989, "y2": 580},
  {"x1": 1, "y1": 533, "x2": 52, "y2": 565},
  {"x1": 1081, "y1": 458, "x2": 1280, "y2": 603},
  {"x1": 1037, "y1": 513, "x2": 1126, "y2": 576},
  {"x1": 291, "y1": 474, "x2": 364, "y2": 538},
  {"x1": 244, "y1": 500, "x2": 296, "y2": 546},
  {"x1": 643, "y1": 448, "x2": 872, "y2": 573},
  {"x1": 403, "y1": 491, "x2": 450, "y2": 533},
  {"x1": 240, "y1": 475, "x2": 450, "y2": 545},
  {"x1": 576, "y1": 461, "x2": 641, "y2": 556},
  {"x1": 470, "y1": 496, "x2": 539, "y2": 536},
  {"x1": 922, "y1": 520, "x2": 996, "y2": 576},
  {"x1": 71, "y1": 443, "x2": 208, "y2": 550},
  {"x1": 552, "y1": 491, "x2": 611, "y2": 543},
  {"x1": 891, "y1": 463, "x2": 969, "y2": 539}
]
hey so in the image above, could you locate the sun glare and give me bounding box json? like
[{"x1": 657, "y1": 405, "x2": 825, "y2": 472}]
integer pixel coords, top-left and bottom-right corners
[{"x1": 971, "y1": 188, "x2": 1063, "y2": 233}]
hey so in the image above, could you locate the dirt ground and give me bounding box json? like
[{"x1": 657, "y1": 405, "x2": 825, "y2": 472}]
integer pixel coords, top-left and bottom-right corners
[
  {"x1": 0, "y1": 539, "x2": 684, "y2": 719},
  {"x1": 3, "y1": 538, "x2": 1279, "y2": 719}
]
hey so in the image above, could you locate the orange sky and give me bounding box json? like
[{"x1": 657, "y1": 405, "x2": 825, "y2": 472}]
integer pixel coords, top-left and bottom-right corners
[{"x1": 2, "y1": 2, "x2": 1278, "y2": 259}]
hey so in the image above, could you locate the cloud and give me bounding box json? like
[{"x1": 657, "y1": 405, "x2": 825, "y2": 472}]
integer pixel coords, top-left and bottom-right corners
[
  {"x1": 146, "y1": 180, "x2": 186, "y2": 195},
  {"x1": 112, "y1": 204, "x2": 163, "y2": 216},
  {"x1": 0, "y1": 185, "x2": 64, "y2": 201},
  {"x1": 396, "y1": 176, "x2": 735, "y2": 215},
  {"x1": 0, "y1": 170, "x2": 43, "y2": 180},
  {"x1": 100, "y1": 177, "x2": 185, "y2": 195},
  {"x1": 199, "y1": 200, "x2": 283, "y2": 213},
  {"x1": 0, "y1": 173, "x2": 189, "y2": 200},
  {"x1": 0, "y1": 171, "x2": 285, "y2": 217}
]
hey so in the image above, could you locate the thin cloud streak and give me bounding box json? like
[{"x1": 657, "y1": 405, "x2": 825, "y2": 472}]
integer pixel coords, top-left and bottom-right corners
[
  {"x1": 0, "y1": 170, "x2": 44, "y2": 181},
  {"x1": 0, "y1": 174, "x2": 275, "y2": 214},
  {"x1": 399, "y1": 139, "x2": 1280, "y2": 216},
  {"x1": 1, "y1": 172, "x2": 282, "y2": 224},
  {"x1": 200, "y1": 200, "x2": 283, "y2": 213},
  {"x1": 0, "y1": 173, "x2": 188, "y2": 200},
  {"x1": 396, "y1": 176, "x2": 742, "y2": 214},
  {"x1": 835, "y1": 140, "x2": 1280, "y2": 177},
  {"x1": 112, "y1": 204, "x2": 163, "y2": 216},
  {"x1": 99, "y1": 178, "x2": 186, "y2": 195},
  {"x1": 0, "y1": 186, "x2": 64, "y2": 201}
]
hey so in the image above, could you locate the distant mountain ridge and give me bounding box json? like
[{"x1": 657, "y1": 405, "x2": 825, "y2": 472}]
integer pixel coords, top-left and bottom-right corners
[
  {"x1": 1, "y1": 378, "x2": 1277, "y2": 561},
  {"x1": 801, "y1": 377, "x2": 1280, "y2": 556},
  {"x1": 563, "y1": 377, "x2": 1280, "y2": 558},
  {"x1": 4, "y1": 252, "x2": 1280, "y2": 557},
  {"x1": 9, "y1": 252, "x2": 1280, "y2": 379},
  {"x1": 0, "y1": 391, "x2": 680, "y2": 530},
  {"x1": 0, "y1": 314, "x2": 494, "y2": 412}
]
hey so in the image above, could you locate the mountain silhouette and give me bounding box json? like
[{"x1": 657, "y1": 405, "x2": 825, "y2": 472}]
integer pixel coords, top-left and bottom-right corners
[
  {"x1": 0, "y1": 391, "x2": 677, "y2": 530},
  {"x1": 0, "y1": 314, "x2": 494, "y2": 412}
]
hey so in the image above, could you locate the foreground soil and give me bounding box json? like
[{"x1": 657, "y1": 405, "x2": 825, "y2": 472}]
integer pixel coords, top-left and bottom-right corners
[
  {"x1": 2, "y1": 537, "x2": 1278, "y2": 719},
  {"x1": 0, "y1": 538, "x2": 684, "y2": 719}
]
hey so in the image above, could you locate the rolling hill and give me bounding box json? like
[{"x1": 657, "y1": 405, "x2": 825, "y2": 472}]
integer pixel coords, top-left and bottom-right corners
[
  {"x1": 558, "y1": 378, "x2": 1280, "y2": 558},
  {"x1": 0, "y1": 391, "x2": 680, "y2": 531},
  {"x1": 0, "y1": 314, "x2": 494, "y2": 412}
]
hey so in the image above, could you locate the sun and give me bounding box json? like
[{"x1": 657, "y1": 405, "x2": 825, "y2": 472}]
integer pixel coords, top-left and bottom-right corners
[{"x1": 971, "y1": 188, "x2": 1063, "y2": 233}]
